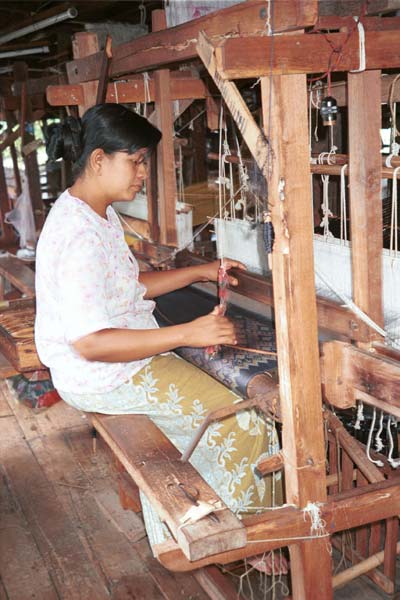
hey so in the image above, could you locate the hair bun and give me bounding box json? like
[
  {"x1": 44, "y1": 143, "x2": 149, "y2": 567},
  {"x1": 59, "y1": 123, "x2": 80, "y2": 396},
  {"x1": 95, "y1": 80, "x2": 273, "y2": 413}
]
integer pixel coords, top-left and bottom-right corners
[{"x1": 46, "y1": 116, "x2": 82, "y2": 162}]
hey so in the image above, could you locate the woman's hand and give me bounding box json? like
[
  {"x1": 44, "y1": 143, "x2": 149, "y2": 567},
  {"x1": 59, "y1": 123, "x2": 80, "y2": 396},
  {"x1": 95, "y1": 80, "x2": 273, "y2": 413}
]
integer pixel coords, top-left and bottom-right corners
[
  {"x1": 182, "y1": 305, "x2": 237, "y2": 348},
  {"x1": 198, "y1": 259, "x2": 246, "y2": 287}
]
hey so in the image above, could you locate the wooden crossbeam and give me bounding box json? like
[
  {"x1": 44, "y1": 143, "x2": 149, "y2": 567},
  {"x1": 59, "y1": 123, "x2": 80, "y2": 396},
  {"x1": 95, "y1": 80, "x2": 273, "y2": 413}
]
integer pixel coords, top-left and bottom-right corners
[
  {"x1": 321, "y1": 340, "x2": 400, "y2": 413},
  {"x1": 217, "y1": 30, "x2": 400, "y2": 79},
  {"x1": 319, "y1": 0, "x2": 400, "y2": 16},
  {"x1": 196, "y1": 31, "x2": 270, "y2": 177},
  {"x1": 46, "y1": 76, "x2": 206, "y2": 107},
  {"x1": 92, "y1": 413, "x2": 246, "y2": 562},
  {"x1": 154, "y1": 478, "x2": 400, "y2": 571},
  {"x1": 66, "y1": 0, "x2": 318, "y2": 83}
]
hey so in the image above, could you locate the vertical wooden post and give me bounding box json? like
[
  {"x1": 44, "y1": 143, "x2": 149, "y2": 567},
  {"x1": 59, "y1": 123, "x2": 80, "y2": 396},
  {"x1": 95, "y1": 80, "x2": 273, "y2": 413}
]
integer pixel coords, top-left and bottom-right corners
[
  {"x1": 6, "y1": 111, "x2": 21, "y2": 198},
  {"x1": 261, "y1": 74, "x2": 333, "y2": 600},
  {"x1": 71, "y1": 32, "x2": 99, "y2": 115},
  {"x1": 348, "y1": 70, "x2": 383, "y2": 338},
  {"x1": 152, "y1": 9, "x2": 177, "y2": 247},
  {"x1": 13, "y1": 62, "x2": 44, "y2": 230}
]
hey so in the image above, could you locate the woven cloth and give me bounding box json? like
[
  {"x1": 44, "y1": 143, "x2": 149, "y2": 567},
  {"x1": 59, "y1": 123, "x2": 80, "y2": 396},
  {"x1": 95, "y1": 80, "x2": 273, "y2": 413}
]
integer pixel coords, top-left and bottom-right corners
[{"x1": 155, "y1": 288, "x2": 277, "y2": 397}]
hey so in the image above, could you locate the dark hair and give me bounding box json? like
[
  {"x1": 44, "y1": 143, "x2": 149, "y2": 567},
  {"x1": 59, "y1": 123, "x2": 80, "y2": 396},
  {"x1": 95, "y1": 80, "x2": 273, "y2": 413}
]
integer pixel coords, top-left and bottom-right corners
[{"x1": 47, "y1": 104, "x2": 162, "y2": 177}]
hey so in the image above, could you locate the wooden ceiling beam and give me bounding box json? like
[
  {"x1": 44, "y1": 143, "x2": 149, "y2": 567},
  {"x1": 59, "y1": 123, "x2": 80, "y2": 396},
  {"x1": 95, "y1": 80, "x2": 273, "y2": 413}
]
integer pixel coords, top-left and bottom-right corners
[
  {"x1": 217, "y1": 30, "x2": 400, "y2": 78},
  {"x1": 66, "y1": 0, "x2": 318, "y2": 83}
]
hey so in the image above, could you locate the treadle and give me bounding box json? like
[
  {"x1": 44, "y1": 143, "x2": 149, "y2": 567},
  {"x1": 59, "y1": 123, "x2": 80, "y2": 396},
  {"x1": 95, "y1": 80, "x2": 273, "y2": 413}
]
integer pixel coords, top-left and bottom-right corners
[
  {"x1": 92, "y1": 413, "x2": 247, "y2": 562},
  {"x1": 0, "y1": 298, "x2": 42, "y2": 371}
]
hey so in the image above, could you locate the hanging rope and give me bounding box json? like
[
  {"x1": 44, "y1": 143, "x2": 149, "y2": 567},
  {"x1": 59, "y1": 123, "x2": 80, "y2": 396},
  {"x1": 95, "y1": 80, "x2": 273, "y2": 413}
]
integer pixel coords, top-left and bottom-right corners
[
  {"x1": 390, "y1": 166, "x2": 400, "y2": 257},
  {"x1": 366, "y1": 407, "x2": 384, "y2": 467},
  {"x1": 340, "y1": 164, "x2": 348, "y2": 243}
]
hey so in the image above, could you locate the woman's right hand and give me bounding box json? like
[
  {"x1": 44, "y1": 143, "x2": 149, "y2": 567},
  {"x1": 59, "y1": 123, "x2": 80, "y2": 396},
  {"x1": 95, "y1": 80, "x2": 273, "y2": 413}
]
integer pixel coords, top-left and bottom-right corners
[{"x1": 182, "y1": 306, "x2": 237, "y2": 348}]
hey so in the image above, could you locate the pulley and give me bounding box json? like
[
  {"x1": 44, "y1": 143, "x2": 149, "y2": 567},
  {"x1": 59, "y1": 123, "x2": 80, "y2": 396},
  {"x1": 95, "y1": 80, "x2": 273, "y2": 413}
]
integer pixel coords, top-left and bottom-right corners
[{"x1": 320, "y1": 96, "x2": 338, "y2": 126}]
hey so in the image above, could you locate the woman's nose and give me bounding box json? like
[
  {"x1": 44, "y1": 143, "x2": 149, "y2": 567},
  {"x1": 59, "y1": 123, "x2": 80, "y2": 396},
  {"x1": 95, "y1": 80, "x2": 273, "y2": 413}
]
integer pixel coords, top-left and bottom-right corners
[{"x1": 138, "y1": 162, "x2": 147, "y2": 178}]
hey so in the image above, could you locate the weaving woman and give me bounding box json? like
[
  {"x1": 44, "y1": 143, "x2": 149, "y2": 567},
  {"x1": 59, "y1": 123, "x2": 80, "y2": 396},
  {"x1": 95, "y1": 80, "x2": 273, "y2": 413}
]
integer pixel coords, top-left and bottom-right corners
[{"x1": 35, "y1": 103, "x2": 287, "y2": 574}]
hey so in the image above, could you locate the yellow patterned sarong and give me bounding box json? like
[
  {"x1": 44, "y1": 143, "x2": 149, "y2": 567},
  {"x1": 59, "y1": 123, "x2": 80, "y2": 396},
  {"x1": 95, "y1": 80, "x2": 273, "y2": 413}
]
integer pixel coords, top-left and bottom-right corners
[{"x1": 59, "y1": 353, "x2": 282, "y2": 545}]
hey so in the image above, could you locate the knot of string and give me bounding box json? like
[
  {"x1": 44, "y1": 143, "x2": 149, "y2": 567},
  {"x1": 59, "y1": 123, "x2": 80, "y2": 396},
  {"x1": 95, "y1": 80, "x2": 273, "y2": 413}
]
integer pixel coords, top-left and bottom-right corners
[{"x1": 349, "y1": 17, "x2": 366, "y2": 73}]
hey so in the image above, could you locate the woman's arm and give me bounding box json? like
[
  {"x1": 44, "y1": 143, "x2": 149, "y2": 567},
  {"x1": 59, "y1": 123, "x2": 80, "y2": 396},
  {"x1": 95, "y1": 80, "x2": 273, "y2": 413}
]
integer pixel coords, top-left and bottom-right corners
[
  {"x1": 73, "y1": 306, "x2": 235, "y2": 362},
  {"x1": 139, "y1": 259, "x2": 245, "y2": 298}
]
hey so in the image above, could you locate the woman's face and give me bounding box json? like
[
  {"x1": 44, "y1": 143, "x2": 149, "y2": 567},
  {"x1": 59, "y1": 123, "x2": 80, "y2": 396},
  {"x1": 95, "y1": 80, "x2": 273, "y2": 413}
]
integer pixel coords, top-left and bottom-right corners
[{"x1": 101, "y1": 148, "x2": 149, "y2": 202}]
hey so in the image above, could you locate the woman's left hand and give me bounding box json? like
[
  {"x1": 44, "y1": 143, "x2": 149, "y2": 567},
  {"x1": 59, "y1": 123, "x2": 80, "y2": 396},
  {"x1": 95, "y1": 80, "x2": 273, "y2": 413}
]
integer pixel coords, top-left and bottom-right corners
[{"x1": 199, "y1": 259, "x2": 247, "y2": 287}]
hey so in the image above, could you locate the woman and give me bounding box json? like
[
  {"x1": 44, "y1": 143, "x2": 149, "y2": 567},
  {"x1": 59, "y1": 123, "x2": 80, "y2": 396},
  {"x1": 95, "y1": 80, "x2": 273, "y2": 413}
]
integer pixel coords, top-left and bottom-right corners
[{"x1": 35, "y1": 103, "x2": 286, "y2": 573}]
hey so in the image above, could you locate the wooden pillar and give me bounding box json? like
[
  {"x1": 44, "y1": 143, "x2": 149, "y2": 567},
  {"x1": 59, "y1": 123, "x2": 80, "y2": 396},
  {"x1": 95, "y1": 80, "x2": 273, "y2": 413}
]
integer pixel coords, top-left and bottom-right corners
[
  {"x1": 71, "y1": 32, "x2": 99, "y2": 115},
  {"x1": 348, "y1": 70, "x2": 384, "y2": 338},
  {"x1": 6, "y1": 111, "x2": 21, "y2": 198},
  {"x1": 152, "y1": 9, "x2": 177, "y2": 247},
  {"x1": 261, "y1": 74, "x2": 333, "y2": 600},
  {"x1": 13, "y1": 62, "x2": 44, "y2": 230}
]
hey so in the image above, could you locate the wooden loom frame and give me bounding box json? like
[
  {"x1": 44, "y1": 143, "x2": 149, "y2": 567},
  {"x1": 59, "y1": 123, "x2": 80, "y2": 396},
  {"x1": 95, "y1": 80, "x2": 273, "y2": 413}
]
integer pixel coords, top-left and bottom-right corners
[{"x1": 40, "y1": 1, "x2": 400, "y2": 597}]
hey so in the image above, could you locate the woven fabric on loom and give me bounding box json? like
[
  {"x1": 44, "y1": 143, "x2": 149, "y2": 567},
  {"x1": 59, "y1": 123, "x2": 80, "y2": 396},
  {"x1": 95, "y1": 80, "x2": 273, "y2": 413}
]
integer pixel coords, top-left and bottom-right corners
[{"x1": 155, "y1": 287, "x2": 277, "y2": 396}]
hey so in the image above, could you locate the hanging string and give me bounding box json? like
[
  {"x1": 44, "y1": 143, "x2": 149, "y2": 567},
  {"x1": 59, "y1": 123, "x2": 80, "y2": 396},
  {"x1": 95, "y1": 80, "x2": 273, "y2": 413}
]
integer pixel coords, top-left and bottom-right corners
[
  {"x1": 375, "y1": 410, "x2": 384, "y2": 453},
  {"x1": 340, "y1": 164, "x2": 348, "y2": 243},
  {"x1": 318, "y1": 150, "x2": 337, "y2": 239},
  {"x1": 390, "y1": 166, "x2": 400, "y2": 257},
  {"x1": 354, "y1": 400, "x2": 364, "y2": 430},
  {"x1": 387, "y1": 416, "x2": 400, "y2": 468},
  {"x1": 349, "y1": 17, "x2": 366, "y2": 73},
  {"x1": 139, "y1": 1, "x2": 146, "y2": 27},
  {"x1": 366, "y1": 407, "x2": 384, "y2": 467},
  {"x1": 143, "y1": 72, "x2": 150, "y2": 117},
  {"x1": 388, "y1": 73, "x2": 400, "y2": 140}
]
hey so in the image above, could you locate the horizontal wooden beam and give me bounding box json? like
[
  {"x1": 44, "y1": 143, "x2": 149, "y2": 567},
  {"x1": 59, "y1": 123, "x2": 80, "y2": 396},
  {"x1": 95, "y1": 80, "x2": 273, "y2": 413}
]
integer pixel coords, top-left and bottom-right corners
[
  {"x1": 66, "y1": 0, "x2": 318, "y2": 83},
  {"x1": 319, "y1": 0, "x2": 400, "y2": 16},
  {"x1": 321, "y1": 340, "x2": 400, "y2": 411},
  {"x1": 218, "y1": 30, "x2": 400, "y2": 78},
  {"x1": 314, "y1": 16, "x2": 400, "y2": 31},
  {"x1": 46, "y1": 76, "x2": 207, "y2": 107},
  {"x1": 154, "y1": 478, "x2": 400, "y2": 571}
]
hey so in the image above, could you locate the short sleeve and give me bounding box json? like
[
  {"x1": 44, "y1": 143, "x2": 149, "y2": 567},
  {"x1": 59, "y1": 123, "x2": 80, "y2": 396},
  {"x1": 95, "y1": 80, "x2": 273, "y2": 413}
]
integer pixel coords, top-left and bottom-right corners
[{"x1": 57, "y1": 231, "x2": 113, "y2": 342}]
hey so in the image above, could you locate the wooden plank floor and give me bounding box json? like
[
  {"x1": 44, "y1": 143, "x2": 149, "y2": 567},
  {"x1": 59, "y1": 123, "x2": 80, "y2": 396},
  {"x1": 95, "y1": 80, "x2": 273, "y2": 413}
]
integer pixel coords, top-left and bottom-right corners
[
  {"x1": 0, "y1": 382, "x2": 211, "y2": 600},
  {"x1": 0, "y1": 380, "x2": 399, "y2": 599}
]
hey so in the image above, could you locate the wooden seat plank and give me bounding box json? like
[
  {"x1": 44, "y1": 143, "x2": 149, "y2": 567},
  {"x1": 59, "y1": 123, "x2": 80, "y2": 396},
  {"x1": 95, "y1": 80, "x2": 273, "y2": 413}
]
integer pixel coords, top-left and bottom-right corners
[
  {"x1": 92, "y1": 413, "x2": 246, "y2": 562},
  {"x1": 0, "y1": 301, "x2": 42, "y2": 371},
  {"x1": 0, "y1": 255, "x2": 35, "y2": 297}
]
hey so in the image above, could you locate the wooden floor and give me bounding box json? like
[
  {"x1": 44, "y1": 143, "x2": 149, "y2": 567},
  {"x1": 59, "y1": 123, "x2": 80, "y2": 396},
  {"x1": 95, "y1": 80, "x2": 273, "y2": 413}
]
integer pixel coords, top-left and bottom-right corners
[{"x1": 0, "y1": 380, "x2": 399, "y2": 600}]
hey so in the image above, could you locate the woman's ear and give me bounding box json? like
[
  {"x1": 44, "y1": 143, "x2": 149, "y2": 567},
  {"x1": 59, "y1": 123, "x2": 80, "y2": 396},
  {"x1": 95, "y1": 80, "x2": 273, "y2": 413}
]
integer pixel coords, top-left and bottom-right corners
[{"x1": 89, "y1": 148, "x2": 105, "y2": 175}]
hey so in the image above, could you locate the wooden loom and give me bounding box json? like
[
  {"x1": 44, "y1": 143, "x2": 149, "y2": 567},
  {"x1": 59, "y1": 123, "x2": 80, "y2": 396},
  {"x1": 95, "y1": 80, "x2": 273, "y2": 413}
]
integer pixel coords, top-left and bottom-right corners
[{"x1": 43, "y1": 1, "x2": 400, "y2": 597}]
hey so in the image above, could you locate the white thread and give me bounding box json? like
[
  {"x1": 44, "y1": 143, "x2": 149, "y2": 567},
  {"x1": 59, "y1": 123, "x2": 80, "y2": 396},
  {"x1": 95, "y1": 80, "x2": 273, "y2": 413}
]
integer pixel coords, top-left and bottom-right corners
[
  {"x1": 350, "y1": 18, "x2": 366, "y2": 73},
  {"x1": 116, "y1": 211, "x2": 145, "y2": 240},
  {"x1": 340, "y1": 164, "x2": 348, "y2": 243},
  {"x1": 113, "y1": 81, "x2": 119, "y2": 104},
  {"x1": 315, "y1": 268, "x2": 400, "y2": 347},
  {"x1": 354, "y1": 400, "x2": 364, "y2": 431},
  {"x1": 303, "y1": 502, "x2": 327, "y2": 536},
  {"x1": 390, "y1": 166, "x2": 400, "y2": 257},
  {"x1": 265, "y1": 0, "x2": 272, "y2": 35},
  {"x1": 375, "y1": 410, "x2": 385, "y2": 452},
  {"x1": 387, "y1": 416, "x2": 400, "y2": 468},
  {"x1": 366, "y1": 408, "x2": 384, "y2": 467},
  {"x1": 143, "y1": 71, "x2": 150, "y2": 117}
]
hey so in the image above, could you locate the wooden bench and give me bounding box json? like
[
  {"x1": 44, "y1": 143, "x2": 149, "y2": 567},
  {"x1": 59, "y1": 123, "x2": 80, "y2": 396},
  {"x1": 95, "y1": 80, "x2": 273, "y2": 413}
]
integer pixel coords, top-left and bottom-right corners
[
  {"x1": 92, "y1": 413, "x2": 247, "y2": 562},
  {"x1": 0, "y1": 256, "x2": 42, "y2": 373}
]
